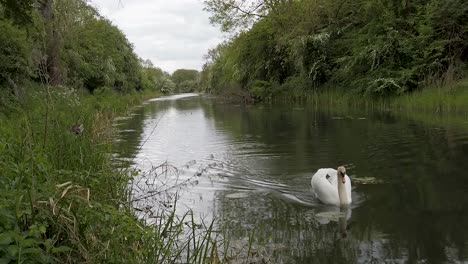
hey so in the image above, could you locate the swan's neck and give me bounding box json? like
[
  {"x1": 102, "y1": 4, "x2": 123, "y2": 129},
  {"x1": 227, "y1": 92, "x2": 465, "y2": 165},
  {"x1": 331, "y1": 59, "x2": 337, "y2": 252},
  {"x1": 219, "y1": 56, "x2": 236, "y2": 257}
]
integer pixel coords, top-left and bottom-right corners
[{"x1": 337, "y1": 175, "x2": 349, "y2": 206}]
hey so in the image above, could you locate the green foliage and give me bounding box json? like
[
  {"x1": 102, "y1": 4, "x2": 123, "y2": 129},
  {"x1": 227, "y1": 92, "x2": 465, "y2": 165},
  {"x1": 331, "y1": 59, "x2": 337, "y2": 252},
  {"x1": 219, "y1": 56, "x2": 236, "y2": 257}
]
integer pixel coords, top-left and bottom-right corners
[
  {"x1": 200, "y1": 42, "x2": 241, "y2": 94},
  {"x1": 0, "y1": 0, "x2": 35, "y2": 25},
  {"x1": 62, "y1": 17, "x2": 143, "y2": 92},
  {"x1": 0, "y1": 0, "x2": 235, "y2": 262},
  {"x1": 390, "y1": 79, "x2": 468, "y2": 113},
  {"x1": 171, "y1": 69, "x2": 200, "y2": 93},
  {"x1": 279, "y1": 75, "x2": 313, "y2": 98},
  {"x1": 0, "y1": 86, "x2": 159, "y2": 263},
  {"x1": 157, "y1": 75, "x2": 176, "y2": 94},
  {"x1": 202, "y1": 0, "x2": 468, "y2": 99},
  {"x1": 0, "y1": 0, "x2": 164, "y2": 94},
  {"x1": 0, "y1": 83, "x2": 234, "y2": 263},
  {"x1": 0, "y1": 0, "x2": 210, "y2": 262},
  {"x1": 0, "y1": 20, "x2": 31, "y2": 91},
  {"x1": 203, "y1": 0, "x2": 284, "y2": 32},
  {"x1": 141, "y1": 64, "x2": 175, "y2": 94},
  {"x1": 249, "y1": 80, "x2": 272, "y2": 100},
  {"x1": 203, "y1": 0, "x2": 257, "y2": 32}
]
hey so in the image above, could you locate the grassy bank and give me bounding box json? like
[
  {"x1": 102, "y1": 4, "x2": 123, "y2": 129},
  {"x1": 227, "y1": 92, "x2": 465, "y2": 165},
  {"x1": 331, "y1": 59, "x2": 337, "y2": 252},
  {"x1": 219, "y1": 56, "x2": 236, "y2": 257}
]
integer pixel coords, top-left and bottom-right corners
[
  {"x1": 265, "y1": 79, "x2": 468, "y2": 116},
  {"x1": 0, "y1": 85, "x2": 225, "y2": 263},
  {"x1": 389, "y1": 80, "x2": 468, "y2": 115}
]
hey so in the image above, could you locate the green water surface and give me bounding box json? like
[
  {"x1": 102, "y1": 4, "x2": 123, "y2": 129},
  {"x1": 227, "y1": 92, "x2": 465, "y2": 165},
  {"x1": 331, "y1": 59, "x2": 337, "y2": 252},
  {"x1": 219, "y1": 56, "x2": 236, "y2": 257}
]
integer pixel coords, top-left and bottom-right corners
[{"x1": 114, "y1": 93, "x2": 468, "y2": 263}]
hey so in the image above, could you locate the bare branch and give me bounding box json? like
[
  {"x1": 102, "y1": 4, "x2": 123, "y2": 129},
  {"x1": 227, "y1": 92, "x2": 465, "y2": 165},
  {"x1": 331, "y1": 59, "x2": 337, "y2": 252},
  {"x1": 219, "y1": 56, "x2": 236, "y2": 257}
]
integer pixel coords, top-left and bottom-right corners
[
  {"x1": 229, "y1": 1, "x2": 266, "y2": 18},
  {"x1": 204, "y1": 0, "x2": 272, "y2": 32}
]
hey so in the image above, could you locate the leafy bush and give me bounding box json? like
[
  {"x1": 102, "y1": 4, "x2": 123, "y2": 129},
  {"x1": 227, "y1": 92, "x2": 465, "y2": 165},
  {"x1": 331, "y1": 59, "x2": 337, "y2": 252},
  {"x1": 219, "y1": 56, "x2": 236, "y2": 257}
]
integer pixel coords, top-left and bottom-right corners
[
  {"x1": 0, "y1": 21, "x2": 30, "y2": 92},
  {"x1": 171, "y1": 69, "x2": 199, "y2": 93},
  {"x1": 201, "y1": 0, "x2": 468, "y2": 99},
  {"x1": 249, "y1": 80, "x2": 272, "y2": 100}
]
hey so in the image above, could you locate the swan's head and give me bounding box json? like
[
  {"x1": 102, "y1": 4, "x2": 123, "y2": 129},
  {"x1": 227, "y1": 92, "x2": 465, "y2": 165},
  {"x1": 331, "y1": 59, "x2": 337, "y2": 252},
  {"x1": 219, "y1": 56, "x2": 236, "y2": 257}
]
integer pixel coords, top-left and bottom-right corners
[{"x1": 337, "y1": 166, "x2": 346, "y2": 184}]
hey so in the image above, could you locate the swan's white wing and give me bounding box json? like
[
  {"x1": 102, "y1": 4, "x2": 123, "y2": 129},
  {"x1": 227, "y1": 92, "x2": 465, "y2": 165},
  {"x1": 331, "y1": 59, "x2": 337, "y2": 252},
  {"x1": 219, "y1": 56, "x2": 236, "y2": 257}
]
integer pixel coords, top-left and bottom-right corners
[
  {"x1": 311, "y1": 168, "x2": 335, "y2": 190},
  {"x1": 311, "y1": 169, "x2": 340, "y2": 206},
  {"x1": 327, "y1": 171, "x2": 338, "y2": 186}
]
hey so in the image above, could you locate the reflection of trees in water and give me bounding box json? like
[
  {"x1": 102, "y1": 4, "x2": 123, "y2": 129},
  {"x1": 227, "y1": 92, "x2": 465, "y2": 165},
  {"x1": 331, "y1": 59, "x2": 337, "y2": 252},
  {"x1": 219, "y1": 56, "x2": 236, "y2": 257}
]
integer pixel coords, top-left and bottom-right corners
[
  {"x1": 170, "y1": 96, "x2": 205, "y2": 111},
  {"x1": 115, "y1": 96, "x2": 468, "y2": 262},
  {"x1": 199, "y1": 100, "x2": 468, "y2": 263},
  {"x1": 113, "y1": 106, "x2": 146, "y2": 164},
  {"x1": 113, "y1": 95, "x2": 205, "y2": 163},
  {"x1": 356, "y1": 119, "x2": 468, "y2": 262}
]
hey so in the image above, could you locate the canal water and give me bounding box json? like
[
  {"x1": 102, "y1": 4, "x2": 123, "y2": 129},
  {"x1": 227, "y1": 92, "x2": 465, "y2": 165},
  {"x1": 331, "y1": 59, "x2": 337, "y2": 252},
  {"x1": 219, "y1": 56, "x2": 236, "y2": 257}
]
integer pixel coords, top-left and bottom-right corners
[{"x1": 114, "y1": 93, "x2": 468, "y2": 263}]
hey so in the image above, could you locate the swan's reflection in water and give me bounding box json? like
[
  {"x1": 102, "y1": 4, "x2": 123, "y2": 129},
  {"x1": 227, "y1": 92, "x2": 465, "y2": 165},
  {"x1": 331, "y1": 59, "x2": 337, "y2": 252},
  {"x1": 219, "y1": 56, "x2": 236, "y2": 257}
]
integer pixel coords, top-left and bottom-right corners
[
  {"x1": 338, "y1": 208, "x2": 350, "y2": 239},
  {"x1": 314, "y1": 206, "x2": 352, "y2": 239}
]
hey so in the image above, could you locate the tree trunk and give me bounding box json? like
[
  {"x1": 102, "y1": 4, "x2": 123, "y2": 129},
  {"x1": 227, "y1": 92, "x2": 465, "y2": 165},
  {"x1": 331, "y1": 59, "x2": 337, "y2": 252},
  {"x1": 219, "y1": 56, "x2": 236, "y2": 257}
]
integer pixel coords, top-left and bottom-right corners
[{"x1": 39, "y1": 0, "x2": 62, "y2": 85}]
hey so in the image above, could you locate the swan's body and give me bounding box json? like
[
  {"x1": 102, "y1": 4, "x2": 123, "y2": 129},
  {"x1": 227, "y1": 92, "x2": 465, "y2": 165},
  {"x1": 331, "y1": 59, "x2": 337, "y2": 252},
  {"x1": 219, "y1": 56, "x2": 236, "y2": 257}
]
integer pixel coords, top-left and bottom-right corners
[{"x1": 311, "y1": 167, "x2": 352, "y2": 206}]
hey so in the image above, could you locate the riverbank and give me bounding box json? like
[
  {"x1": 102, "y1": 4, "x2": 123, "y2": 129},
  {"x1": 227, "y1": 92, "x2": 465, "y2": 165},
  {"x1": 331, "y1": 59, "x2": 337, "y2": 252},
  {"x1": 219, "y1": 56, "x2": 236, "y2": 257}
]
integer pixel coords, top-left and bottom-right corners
[
  {"x1": 389, "y1": 80, "x2": 468, "y2": 114},
  {"x1": 0, "y1": 84, "x2": 153, "y2": 262},
  {"x1": 262, "y1": 79, "x2": 468, "y2": 116},
  {"x1": 0, "y1": 85, "x2": 224, "y2": 263}
]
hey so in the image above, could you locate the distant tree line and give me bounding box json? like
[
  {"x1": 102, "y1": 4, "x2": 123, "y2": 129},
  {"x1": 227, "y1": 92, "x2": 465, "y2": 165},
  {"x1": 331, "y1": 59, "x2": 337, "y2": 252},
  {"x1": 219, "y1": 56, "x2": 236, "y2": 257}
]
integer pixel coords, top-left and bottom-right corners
[
  {"x1": 0, "y1": 0, "x2": 201, "y2": 102},
  {"x1": 171, "y1": 69, "x2": 199, "y2": 93},
  {"x1": 201, "y1": 0, "x2": 468, "y2": 100}
]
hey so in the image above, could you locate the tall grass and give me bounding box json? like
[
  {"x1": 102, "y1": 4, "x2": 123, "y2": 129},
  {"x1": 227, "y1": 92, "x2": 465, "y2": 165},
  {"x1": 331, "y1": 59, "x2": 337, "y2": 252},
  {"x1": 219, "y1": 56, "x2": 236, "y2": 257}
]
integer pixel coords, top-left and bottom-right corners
[
  {"x1": 268, "y1": 79, "x2": 468, "y2": 116},
  {"x1": 0, "y1": 84, "x2": 235, "y2": 263},
  {"x1": 389, "y1": 80, "x2": 468, "y2": 114}
]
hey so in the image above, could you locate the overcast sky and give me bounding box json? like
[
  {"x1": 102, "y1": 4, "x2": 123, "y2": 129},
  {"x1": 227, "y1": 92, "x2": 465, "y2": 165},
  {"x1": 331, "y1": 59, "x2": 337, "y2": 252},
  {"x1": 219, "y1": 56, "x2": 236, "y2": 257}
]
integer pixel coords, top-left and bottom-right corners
[{"x1": 91, "y1": 0, "x2": 223, "y2": 73}]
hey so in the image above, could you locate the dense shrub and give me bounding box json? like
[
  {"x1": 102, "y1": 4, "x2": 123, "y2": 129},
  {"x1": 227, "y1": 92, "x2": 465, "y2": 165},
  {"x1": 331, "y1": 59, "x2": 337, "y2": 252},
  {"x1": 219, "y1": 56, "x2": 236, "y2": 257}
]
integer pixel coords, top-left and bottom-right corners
[{"x1": 202, "y1": 0, "x2": 468, "y2": 98}]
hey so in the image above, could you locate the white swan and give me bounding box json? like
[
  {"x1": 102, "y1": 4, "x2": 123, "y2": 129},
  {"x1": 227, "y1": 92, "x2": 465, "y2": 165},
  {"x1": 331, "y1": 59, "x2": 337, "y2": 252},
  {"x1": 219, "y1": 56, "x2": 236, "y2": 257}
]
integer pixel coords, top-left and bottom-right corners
[{"x1": 311, "y1": 166, "x2": 352, "y2": 206}]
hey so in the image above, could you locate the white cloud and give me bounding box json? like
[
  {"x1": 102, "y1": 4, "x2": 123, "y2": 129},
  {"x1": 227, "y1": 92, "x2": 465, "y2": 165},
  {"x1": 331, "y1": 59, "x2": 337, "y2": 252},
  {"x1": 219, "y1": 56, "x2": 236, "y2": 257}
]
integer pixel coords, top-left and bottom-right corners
[{"x1": 91, "y1": 0, "x2": 223, "y2": 73}]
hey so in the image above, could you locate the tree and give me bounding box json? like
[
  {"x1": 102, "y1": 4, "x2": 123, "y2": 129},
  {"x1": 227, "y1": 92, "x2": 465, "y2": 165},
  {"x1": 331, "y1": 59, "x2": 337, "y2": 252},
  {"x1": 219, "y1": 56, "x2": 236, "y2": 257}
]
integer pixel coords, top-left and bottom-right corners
[
  {"x1": 171, "y1": 69, "x2": 199, "y2": 93},
  {"x1": 203, "y1": 0, "x2": 468, "y2": 98},
  {"x1": 141, "y1": 62, "x2": 175, "y2": 93},
  {"x1": 0, "y1": 0, "x2": 162, "y2": 94},
  {"x1": 38, "y1": 0, "x2": 62, "y2": 85},
  {"x1": 203, "y1": 0, "x2": 294, "y2": 32},
  {"x1": 156, "y1": 75, "x2": 175, "y2": 94},
  {"x1": 61, "y1": 13, "x2": 143, "y2": 92}
]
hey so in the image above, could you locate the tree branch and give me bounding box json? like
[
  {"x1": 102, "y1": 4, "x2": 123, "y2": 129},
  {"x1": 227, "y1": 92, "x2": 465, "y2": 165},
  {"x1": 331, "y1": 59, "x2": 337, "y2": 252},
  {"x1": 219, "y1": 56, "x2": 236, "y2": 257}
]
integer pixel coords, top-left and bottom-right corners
[{"x1": 228, "y1": 1, "x2": 266, "y2": 18}]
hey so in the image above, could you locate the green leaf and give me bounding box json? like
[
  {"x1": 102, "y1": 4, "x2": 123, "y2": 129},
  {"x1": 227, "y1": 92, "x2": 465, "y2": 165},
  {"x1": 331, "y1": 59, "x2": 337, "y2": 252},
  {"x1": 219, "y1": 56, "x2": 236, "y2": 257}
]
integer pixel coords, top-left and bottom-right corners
[
  {"x1": 51, "y1": 246, "x2": 72, "y2": 254},
  {"x1": 0, "y1": 232, "x2": 14, "y2": 245},
  {"x1": 0, "y1": 258, "x2": 12, "y2": 264},
  {"x1": 7, "y1": 244, "x2": 19, "y2": 257},
  {"x1": 19, "y1": 238, "x2": 38, "y2": 248},
  {"x1": 43, "y1": 239, "x2": 54, "y2": 251},
  {"x1": 21, "y1": 248, "x2": 43, "y2": 254}
]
